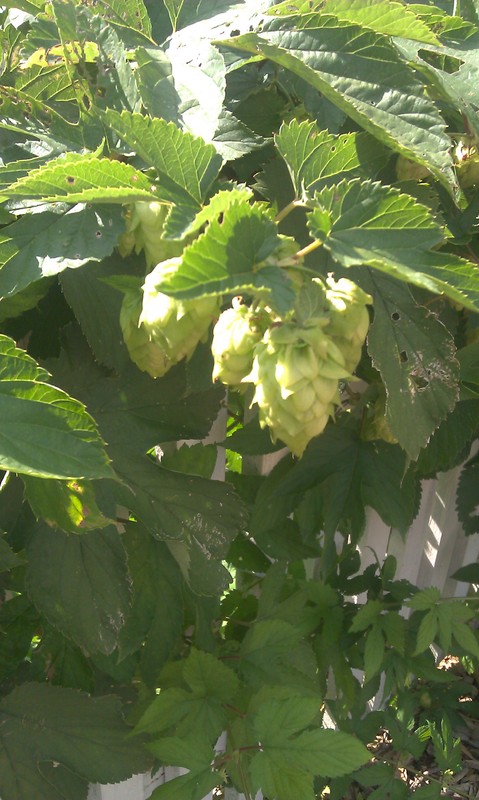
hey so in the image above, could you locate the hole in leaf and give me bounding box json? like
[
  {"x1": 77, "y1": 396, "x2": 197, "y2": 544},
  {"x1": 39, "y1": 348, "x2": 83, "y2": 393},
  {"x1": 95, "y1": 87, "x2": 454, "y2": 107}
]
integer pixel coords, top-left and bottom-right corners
[
  {"x1": 66, "y1": 176, "x2": 75, "y2": 184},
  {"x1": 391, "y1": 311, "x2": 400, "y2": 321},
  {"x1": 412, "y1": 374, "x2": 429, "y2": 390},
  {"x1": 95, "y1": 230, "x2": 102, "y2": 238},
  {"x1": 230, "y1": 28, "x2": 240, "y2": 36},
  {"x1": 400, "y1": 351, "x2": 408, "y2": 363}
]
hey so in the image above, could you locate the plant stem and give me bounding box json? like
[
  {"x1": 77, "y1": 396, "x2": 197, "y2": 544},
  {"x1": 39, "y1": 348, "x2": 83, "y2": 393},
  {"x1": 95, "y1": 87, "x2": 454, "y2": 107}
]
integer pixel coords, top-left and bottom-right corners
[
  {"x1": 275, "y1": 200, "x2": 300, "y2": 223},
  {"x1": 295, "y1": 239, "x2": 322, "y2": 259}
]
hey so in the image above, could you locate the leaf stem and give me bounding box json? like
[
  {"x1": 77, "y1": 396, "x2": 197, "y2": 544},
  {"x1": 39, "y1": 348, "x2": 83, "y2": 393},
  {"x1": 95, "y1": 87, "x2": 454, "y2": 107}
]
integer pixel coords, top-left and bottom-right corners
[
  {"x1": 275, "y1": 200, "x2": 300, "y2": 223},
  {"x1": 294, "y1": 239, "x2": 322, "y2": 259}
]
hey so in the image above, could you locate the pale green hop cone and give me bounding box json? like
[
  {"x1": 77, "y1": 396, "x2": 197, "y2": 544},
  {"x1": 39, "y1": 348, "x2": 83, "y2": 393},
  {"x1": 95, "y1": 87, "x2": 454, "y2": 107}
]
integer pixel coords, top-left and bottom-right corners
[
  {"x1": 140, "y1": 258, "x2": 220, "y2": 374},
  {"x1": 250, "y1": 321, "x2": 349, "y2": 456},
  {"x1": 120, "y1": 289, "x2": 171, "y2": 378},
  {"x1": 212, "y1": 303, "x2": 268, "y2": 388},
  {"x1": 118, "y1": 201, "x2": 184, "y2": 267},
  {"x1": 325, "y1": 277, "x2": 372, "y2": 373}
]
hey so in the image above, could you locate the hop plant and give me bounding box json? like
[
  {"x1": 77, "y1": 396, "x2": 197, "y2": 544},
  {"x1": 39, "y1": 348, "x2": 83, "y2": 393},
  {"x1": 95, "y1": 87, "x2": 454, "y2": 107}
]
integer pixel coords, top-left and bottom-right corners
[
  {"x1": 325, "y1": 277, "x2": 372, "y2": 373},
  {"x1": 119, "y1": 288, "x2": 172, "y2": 378},
  {"x1": 250, "y1": 321, "x2": 349, "y2": 456},
  {"x1": 212, "y1": 301, "x2": 269, "y2": 388},
  {"x1": 118, "y1": 201, "x2": 184, "y2": 267},
  {"x1": 139, "y1": 258, "x2": 220, "y2": 374}
]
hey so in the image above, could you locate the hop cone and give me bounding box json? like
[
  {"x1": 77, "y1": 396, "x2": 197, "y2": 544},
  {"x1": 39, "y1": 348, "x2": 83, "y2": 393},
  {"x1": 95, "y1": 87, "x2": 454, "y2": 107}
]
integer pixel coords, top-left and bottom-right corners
[
  {"x1": 120, "y1": 289, "x2": 171, "y2": 378},
  {"x1": 140, "y1": 258, "x2": 220, "y2": 373},
  {"x1": 118, "y1": 201, "x2": 184, "y2": 267},
  {"x1": 325, "y1": 277, "x2": 372, "y2": 373},
  {"x1": 251, "y1": 322, "x2": 348, "y2": 456},
  {"x1": 212, "y1": 303, "x2": 267, "y2": 388}
]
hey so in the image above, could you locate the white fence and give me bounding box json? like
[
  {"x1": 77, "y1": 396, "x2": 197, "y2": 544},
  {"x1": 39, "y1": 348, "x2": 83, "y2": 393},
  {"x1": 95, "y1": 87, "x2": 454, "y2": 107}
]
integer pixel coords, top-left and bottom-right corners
[{"x1": 88, "y1": 430, "x2": 478, "y2": 800}]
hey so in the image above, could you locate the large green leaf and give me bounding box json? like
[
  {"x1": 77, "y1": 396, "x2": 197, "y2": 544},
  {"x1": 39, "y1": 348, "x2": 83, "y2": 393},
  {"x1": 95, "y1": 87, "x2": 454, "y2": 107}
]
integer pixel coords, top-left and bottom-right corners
[
  {"x1": 415, "y1": 400, "x2": 479, "y2": 477},
  {"x1": 100, "y1": 111, "x2": 223, "y2": 236},
  {"x1": 0, "y1": 682, "x2": 150, "y2": 800},
  {"x1": 224, "y1": 13, "x2": 455, "y2": 187},
  {"x1": 275, "y1": 418, "x2": 420, "y2": 537},
  {"x1": 119, "y1": 523, "x2": 185, "y2": 686},
  {"x1": 250, "y1": 696, "x2": 369, "y2": 798},
  {"x1": 23, "y1": 475, "x2": 112, "y2": 533},
  {"x1": 156, "y1": 200, "x2": 296, "y2": 314},
  {"x1": 0, "y1": 203, "x2": 124, "y2": 299},
  {"x1": 307, "y1": 179, "x2": 479, "y2": 312},
  {"x1": 148, "y1": 737, "x2": 219, "y2": 800},
  {"x1": 1, "y1": 153, "x2": 156, "y2": 203},
  {"x1": 321, "y1": 0, "x2": 440, "y2": 43},
  {"x1": 364, "y1": 272, "x2": 459, "y2": 460},
  {"x1": 275, "y1": 120, "x2": 389, "y2": 199},
  {"x1": 83, "y1": 0, "x2": 152, "y2": 38},
  {"x1": 0, "y1": 335, "x2": 113, "y2": 479},
  {"x1": 25, "y1": 524, "x2": 131, "y2": 654}
]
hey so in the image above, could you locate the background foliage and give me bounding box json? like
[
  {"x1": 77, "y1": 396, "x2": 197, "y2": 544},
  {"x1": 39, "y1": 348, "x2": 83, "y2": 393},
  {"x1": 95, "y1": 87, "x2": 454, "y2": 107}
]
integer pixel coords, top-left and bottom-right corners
[{"x1": 0, "y1": 1, "x2": 479, "y2": 799}]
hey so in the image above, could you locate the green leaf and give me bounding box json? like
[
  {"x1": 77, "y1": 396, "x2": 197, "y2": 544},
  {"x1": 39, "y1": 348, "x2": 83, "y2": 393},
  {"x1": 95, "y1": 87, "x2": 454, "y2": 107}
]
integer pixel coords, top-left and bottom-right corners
[
  {"x1": 363, "y1": 624, "x2": 386, "y2": 683},
  {"x1": 451, "y1": 562, "x2": 479, "y2": 583},
  {"x1": 25, "y1": 524, "x2": 131, "y2": 655},
  {"x1": 0, "y1": 682, "x2": 150, "y2": 800},
  {"x1": 0, "y1": 534, "x2": 24, "y2": 572},
  {"x1": 223, "y1": 414, "x2": 285, "y2": 455},
  {"x1": 250, "y1": 696, "x2": 369, "y2": 795},
  {"x1": 415, "y1": 400, "x2": 479, "y2": 477},
  {"x1": 2, "y1": 153, "x2": 157, "y2": 203},
  {"x1": 156, "y1": 201, "x2": 296, "y2": 314},
  {"x1": 414, "y1": 609, "x2": 439, "y2": 655},
  {"x1": 307, "y1": 180, "x2": 479, "y2": 312},
  {"x1": 213, "y1": 109, "x2": 265, "y2": 160},
  {"x1": 23, "y1": 475, "x2": 111, "y2": 532},
  {"x1": 183, "y1": 647, "x2": 240, "y2": 700},
  {"x1": 453, "y1": 622, "x2": 479, "y2": 659},
  {"x1": 148, "y1": 737, "x2": 219, "y2": 800},
  {"x1": 163, "y1": 0, "x2": 186, "y2": 32},
  {"x1": 239, "y1": 619, "x2": 304, "y2": 686},
  {"x1": 408, "y1": 587, "x2": 441, "y2": 610},
  {"x1": 276, "y1": 120, "x2": 388, "y2": 199},
  {"x1": 90, "y1": 0, "x2": 152, "y2": 38},
  {"x1": 0, "y1": 204, "x2": 125, "y2": 299},
  {"x1": 225, "y1": 15, "x2": 454, "y2": 188},
  {"x1": 119, "y1": 524, "x2": 184, "y2": 685},
  {"x1": 364, "y1": 272, "x2": 459, "y2": 460},
  {"x1": 135, "y1": 46, "x2": 181, "y2": 124},
  {"x1": 457, "y1": 454, "x2": 479, "y2": 535},
  {"x1": 349, "y1": 599, "x2": 383, "y2": 633},
  {"x1": 0, "y1": 335, "x2": 113, "y2": 480},
  {"x1": 321, "y1": 0, "x2": 440, "y2": 43},
  {"x1": 100, "y1": 111, "x2": 223, "y2": 236},
  {"x1": 161, "y1": 442, "x2": 218, "y2": 479},
  {"x1": 275, "y1": 418, "x2": 420, "y2": 537}
]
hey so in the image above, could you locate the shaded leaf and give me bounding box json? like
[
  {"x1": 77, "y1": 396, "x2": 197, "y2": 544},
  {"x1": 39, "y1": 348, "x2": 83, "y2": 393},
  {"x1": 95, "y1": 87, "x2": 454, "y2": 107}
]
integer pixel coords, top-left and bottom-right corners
[
  {"x1": 0, "y1": 682, "x2": 150, "y2": 800},
  {"x1": 364, "y1": 272, "x2": 459, "y2": 460},
  {"x1": 25, "y1": 524, "x2": 130, "y2": 655},
  {"x1": 0, "y1": 203, "x2": 124, "y2": 299},
  {"x1": 457, "y1": 453, "x2": 479, "y2": 535}
]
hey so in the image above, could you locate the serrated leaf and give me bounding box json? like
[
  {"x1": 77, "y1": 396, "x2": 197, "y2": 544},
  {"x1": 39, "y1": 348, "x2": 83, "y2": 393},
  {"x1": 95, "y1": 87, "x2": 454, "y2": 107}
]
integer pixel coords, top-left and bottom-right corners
[
  {"x1": 0, "y1": 335, "x2": 113, "y2": 480},
  {"x1": 91, "y1": 0, "x2": 152, "y2": 38},
  {"x1": 167, "y1": 38, "x2": 226, "y2": 143},
  {"x1": 415, "y1": 400, "x2": 479, "y2": 477},
  {"x1": 0, "y1": 534, "x2": 24, "y2": 572},
  {"x1": 276, "y1": 120, "x2": 388, "y2": 199},
  {"x1": 414, "y1": 609, "x2": 439, "y2": 654},
  {"x1": 0, "y1": 203, "x2": 125, "y2": 299},
  {"x1": 349, "y1": 599, "x2": 383, "y2": 633},
  {"x1": 157, "y1": 201, "x2": 296, "y2": 314},
  {"x1": 364, "y1": 625, "x2": 386, "y2": 683},
  {"x1": 322, "y1": 0, "x2": 440, "y2": 43},
  {"x1": 307, "y1": 179, "x2": 479, "y2": 312},
  {"x1": 213, "y1": 109, "x2": 265, "y2": 160},
  {"x1": 1, "y1": 153, "x2": 156, "y2": 203},
  {"x1": 222, "y1": 414, "x2": 285, "y2": 455},
  {"x1": 364, "y1": 272, "x2": 459, "y2": 460},
  {"x1": 25, "y1": 524, "x2": 130, "y2": 655},
  {"x1": 119, "y1": 524, "x2": 184, "y2": 684},
  {"x1": 225, "y1": 15, "x2": 454, "y2": 187},
  {"x1": 100, "y1": 111, "x2": 223, "y2": 236},
  {"x1": 23, "y1": 475, "x2": 111, "y2": 532},
  {"x1": 452, "y1": 622, "x2": 479, "y2": 659},
  {"x1": 187, "y1": 185, "x2": 254, "y2": 236},
  {"x1": 0, "y1": 682, "x2": 150, "y2": 800},
  {"x1": 457, "y1": 454, "x2": 479, "y2": 535},
  {"x1": 135, "y1": 46, "x2": 181, "y2": 123},
  {"x1": 275, "y1": 418, "x2": 420, "y2": 538},
  {"x1": 183, "y1": 647, "x2": 240, "y2": 700},
  {"x1": 148, "y1": 736, "x2": 219, "y2": 800},
  {"x1": 408, "y1": 587, "x2": 441, "y2": 610}
]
